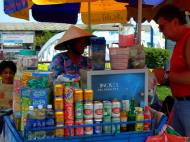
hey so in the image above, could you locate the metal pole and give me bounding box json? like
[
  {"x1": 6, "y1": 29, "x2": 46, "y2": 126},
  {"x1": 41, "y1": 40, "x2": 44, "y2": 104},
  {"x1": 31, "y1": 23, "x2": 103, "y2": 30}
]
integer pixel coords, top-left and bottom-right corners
[
  {"x1": 88, "y1": 0, "x2": 91, "y2": 31},
  {"x1": 137, "y1": 0, "x2": 142, "y2": 48},
  {"x1": 150, "y1": 27, "x2": 154, "y2": 47}
]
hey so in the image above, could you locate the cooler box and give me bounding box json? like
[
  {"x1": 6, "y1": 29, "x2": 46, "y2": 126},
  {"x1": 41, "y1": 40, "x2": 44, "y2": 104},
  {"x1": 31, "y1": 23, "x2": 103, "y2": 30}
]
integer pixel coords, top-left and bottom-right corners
[{"x1": 80, "y1": 69, "x2": 148, "y2": 105}]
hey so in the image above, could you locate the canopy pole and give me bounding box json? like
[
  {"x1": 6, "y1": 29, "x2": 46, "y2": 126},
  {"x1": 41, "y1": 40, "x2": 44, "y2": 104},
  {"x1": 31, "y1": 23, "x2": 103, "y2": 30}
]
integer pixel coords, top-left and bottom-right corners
[
  {"x1": 88, "y1": 0, "x2": 91, "y2": 31},
  {"x1": 137, "y1": 0, "x2": 142, "y2": 48}
]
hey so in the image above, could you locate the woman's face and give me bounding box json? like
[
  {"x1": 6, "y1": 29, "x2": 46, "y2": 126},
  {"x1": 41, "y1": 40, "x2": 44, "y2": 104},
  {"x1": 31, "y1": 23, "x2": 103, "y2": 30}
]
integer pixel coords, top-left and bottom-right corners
[
  {"x1": 72, "y1": 38, "x2": 87, "y2": 55},
  {"x1": 1, "y1": 67, "x2": 15, "y2": 84}
]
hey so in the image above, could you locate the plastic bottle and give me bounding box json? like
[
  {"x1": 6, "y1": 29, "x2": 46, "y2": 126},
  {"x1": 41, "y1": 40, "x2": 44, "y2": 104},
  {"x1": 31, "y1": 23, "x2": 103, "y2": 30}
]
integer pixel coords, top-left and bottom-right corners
[
  {"x1": 26, "y1": 106, "x2": 36, "y2": 140},
  {"x1": 45, "y1": 104, "x2": 55, "y2": 138},
  {"x1": 127, "y1": 100, "x2": 136, "y2": 131},
  {"x1": 120, "y1": 111, "x2": 128, "y2": 132},
  {"x1": 143, "y1": 105, "x2": 152, "y2": 131},
  {"x1": 36, "y1": 105, "x2": 46, "y2": 139},
  {"x1": 135, "y1": 107, "x2": 144, "y2": 131}
]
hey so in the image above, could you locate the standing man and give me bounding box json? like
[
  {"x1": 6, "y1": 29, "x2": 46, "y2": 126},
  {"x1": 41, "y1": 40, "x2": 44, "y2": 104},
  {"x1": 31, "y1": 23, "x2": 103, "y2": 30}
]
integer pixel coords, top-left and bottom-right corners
[{"x1": 154, "y1": 4, "x2": 190, "y2": 137}]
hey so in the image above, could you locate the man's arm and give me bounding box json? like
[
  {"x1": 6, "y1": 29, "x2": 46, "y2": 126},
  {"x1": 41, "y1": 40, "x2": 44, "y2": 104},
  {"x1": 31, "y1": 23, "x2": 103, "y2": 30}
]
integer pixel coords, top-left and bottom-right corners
[{"x1": 169, "y1": 36, "x2": 190, "y2": 85}]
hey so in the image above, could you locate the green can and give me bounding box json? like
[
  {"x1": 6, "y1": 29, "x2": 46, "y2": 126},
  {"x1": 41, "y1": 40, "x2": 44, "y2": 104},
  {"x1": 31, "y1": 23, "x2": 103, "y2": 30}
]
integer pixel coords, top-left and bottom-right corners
[
  {"x1": 103, "y1": 117, "x2": 111, "y2": 134},
  {"x1": 112, "y1": 117, "x2": 120, "y2": 134},
  {"x1": 75, "y1": 102, "x2": 83, "y2": 119},
  {"x1": 103, "y1": 101, "x2": 112, "y2": 118}
]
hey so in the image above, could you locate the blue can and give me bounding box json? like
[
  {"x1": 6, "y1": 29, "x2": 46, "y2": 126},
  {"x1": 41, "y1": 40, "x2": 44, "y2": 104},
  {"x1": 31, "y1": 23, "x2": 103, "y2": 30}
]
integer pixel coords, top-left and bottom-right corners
[{"x1": 94, "y1": 119, "x2": 102, "y2": 134}]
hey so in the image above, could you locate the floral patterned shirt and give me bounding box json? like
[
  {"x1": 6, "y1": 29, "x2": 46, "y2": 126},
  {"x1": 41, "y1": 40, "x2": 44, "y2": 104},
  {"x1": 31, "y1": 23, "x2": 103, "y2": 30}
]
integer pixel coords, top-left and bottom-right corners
[{"x1": 50, "y1": 52, "x2": 92, "y2": 80}]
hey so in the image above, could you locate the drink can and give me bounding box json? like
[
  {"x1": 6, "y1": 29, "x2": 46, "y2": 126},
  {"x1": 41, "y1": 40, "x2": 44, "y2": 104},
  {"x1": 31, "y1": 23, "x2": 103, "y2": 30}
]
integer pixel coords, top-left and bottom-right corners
[
  {"x1": 94, "y1": 101, "x2": 103, "y2": 119},
  {"x1": 84, "y1": 89, "x2": 93, "y2": 102},
  {"x1": 65, "y1": 121, "x2": 74, "y2": 137},
  {"x1": 55, "y1": 111, "x2": 64, "y2": 123},
  {"x1": 72, "y1": 81, "x2": 80, "y2": 89},
  {"x1": 84, "y1": 102, "x2": 93, "y2": 119},
  {"x1": 112, "y1": 100, "x2": 120, "y2": 118},
  {"x1": 56, "y1": 124, "x2": 64, "y2": 137},
  {"x1": 103, "y1": 117, "x2": 111, "y2": 134},
  {"x1": 112, "y1": 117, "x2": 120, "y2": 133},
  {"x1": 54, "y1": 84, "x2": 64, "y2": 97},
  {"x1": 64, "y1": 86, "x2": 74, "y2": 104},
  {"x1": 103, "y1": 101, "x2": 112, "y2": 118},
  {"x1": 94, "y1": 119, "x2": 102, "y2": 134},
  {"x1": 84, "y1": 119, "x2": 93, "y2": 135},
  {"x1": 65, "y1": 103, "x2": 74, "y2": 121},
  {"x1": 74, "y1": 89, "x2": 83, "y2": 102},
  {"x1": 75, "y1": 102, "x2": 83, "y2": 119},
  {"x1": 54, "y1": 97, "x2": 64, "y2": 110},
  {"x1": 75, "y1": 119, "x2": 84, "y2": 136}
]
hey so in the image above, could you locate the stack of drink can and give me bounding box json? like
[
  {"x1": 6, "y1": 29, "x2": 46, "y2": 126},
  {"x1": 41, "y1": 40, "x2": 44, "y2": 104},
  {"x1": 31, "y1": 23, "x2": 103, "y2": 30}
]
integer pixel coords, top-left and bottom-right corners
[
  {"x1": 83, "y1": 89, "x2": 94, "y2": 135},
  {"x1": 54, "y1": 84, "x2": 65, "y2": 137},
  {"x1": 111, "y1": 100, "x2": 121, "y2": 133},
  {"x1": 74, "y1": 89, "x2": 84, "y2": 136}
]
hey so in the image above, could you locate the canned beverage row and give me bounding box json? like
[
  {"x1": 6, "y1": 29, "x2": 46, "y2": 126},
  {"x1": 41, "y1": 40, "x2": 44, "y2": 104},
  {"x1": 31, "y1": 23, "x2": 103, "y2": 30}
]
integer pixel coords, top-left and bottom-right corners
[
  {"x1": 54, "y1": 84, "x2": 93, "y2": 102},
  {"x1": 55, "y1": 100, "x2": 125, "y2": 124},
  {"x1": 55, "y1": 118, "x2": 121, "y2": 137}
]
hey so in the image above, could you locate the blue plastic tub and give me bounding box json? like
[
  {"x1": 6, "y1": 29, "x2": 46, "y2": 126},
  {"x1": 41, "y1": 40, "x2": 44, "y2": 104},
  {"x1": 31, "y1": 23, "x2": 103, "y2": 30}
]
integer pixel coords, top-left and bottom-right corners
[{"x1": 3, "y1": 115, "x2": 167, "y2": 142}]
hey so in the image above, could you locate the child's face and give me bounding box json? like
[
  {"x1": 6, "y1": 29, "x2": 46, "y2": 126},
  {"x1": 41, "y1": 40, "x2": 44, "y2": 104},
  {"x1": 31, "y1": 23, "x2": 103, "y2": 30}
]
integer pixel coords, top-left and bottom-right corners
[{"x1": 1, "y1": 67, "x2": 15, "y2": 84}]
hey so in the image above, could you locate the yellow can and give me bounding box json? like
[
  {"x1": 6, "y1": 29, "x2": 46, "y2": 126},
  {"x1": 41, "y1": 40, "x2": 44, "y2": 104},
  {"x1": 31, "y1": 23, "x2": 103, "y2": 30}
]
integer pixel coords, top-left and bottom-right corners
[
  {"x1": 74, "y1": 89, "x2": 83, "y2": 102},
  {"x1": 84, "y1": 89, "x2": 93, "y2": 102},
  {"x1": 54, "y1": 84, "x2": 64, "y2": 97},
  {"x1": 54, "y1": 97, "x2": 64, "y2": 110},
  {"x1": 55, "y1": 111, "x2": 64, "y2": 123},
  {"x1": 56, "y1": 124, "x2": 64, "y2": 137}
]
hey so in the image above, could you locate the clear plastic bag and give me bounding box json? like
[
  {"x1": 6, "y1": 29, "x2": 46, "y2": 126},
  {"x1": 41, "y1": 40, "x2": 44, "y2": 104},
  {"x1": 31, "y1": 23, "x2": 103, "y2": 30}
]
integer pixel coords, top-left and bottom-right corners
[{"x1": 128, "y1": 46, "x2": 145, "y2": 69}]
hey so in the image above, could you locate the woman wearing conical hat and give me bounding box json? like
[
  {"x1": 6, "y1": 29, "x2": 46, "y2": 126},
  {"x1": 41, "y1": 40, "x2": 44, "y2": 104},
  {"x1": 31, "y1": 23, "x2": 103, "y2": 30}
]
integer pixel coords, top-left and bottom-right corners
[{"x1": 50, "y1": 26, "x2": 94, "y2": 81}]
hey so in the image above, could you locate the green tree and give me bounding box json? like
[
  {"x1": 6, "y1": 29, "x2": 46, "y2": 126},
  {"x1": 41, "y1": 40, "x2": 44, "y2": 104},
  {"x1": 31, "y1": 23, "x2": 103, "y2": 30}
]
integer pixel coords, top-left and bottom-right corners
[{"x1": 35, "y1": 31, "x2": 57, "y2": 49}]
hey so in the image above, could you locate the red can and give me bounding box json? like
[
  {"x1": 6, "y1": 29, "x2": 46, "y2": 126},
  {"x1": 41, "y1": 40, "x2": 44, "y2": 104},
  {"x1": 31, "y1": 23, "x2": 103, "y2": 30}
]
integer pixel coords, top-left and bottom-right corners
[
  {"x1": 94, "y1": 101, "x2": 103, "y2": 119},
  {"x1": 65, "y1": 103, "x2": 74, "y2": 121},
  {"x1": 75, "y1": 119, "x2": 84, "y2": 136},
  {"x1": 84, "y1": 102, "x2": 93, "y2": 119},
  {"x1": 65, "y1": 121, "x2": 74, "y2": 137},
  {"x1": 84, "y1": 119, "x2": 93, "y2": 135}
]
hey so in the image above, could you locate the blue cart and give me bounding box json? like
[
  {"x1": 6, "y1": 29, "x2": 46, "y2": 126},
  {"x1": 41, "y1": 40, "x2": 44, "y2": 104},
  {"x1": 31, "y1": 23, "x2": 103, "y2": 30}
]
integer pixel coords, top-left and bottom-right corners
[{"x1": 3, "y1": 115, "x2": 167, "y2": 142}]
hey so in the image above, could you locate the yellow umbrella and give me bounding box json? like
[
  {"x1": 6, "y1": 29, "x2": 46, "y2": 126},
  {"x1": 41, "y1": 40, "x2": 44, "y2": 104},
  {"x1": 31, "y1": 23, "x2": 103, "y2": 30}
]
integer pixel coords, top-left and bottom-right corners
[{"x1": 80, "y1": 0, "x2": 127, "y2": 24}]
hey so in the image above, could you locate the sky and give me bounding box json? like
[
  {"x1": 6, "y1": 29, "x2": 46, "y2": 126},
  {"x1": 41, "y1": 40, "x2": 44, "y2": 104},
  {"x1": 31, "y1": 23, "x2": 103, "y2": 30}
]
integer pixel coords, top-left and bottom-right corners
[{"x1": 0, "y1": 0, "x2": 35, "y2": 23}]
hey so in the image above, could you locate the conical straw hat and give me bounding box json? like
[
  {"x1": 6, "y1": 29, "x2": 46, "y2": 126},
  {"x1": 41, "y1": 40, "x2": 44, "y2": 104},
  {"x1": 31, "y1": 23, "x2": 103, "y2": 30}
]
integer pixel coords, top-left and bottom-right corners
[{"x1": 55, "y1": 25, "x2": 94, "y2": 50}]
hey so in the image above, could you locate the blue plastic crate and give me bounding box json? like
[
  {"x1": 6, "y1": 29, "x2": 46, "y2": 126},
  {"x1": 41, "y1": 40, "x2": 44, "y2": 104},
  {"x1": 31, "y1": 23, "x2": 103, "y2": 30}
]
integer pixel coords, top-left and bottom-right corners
[{"x1": 3, "y1": 115, "x2": 168, "y2": 142}]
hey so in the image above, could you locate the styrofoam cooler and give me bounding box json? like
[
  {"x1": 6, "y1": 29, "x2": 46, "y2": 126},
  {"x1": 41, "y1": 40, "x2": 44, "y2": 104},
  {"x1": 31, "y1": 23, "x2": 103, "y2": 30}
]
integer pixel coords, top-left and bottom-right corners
[{"x1": 109, "y1": 48, "x2": 129, "y2": 70}]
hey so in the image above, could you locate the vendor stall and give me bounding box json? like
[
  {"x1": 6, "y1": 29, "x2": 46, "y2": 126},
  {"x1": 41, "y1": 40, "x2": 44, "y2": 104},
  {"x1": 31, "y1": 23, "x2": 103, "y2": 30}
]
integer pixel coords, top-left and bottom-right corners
[{"x1": 1, "y1": 39, "x2": 168, "y2": 142}]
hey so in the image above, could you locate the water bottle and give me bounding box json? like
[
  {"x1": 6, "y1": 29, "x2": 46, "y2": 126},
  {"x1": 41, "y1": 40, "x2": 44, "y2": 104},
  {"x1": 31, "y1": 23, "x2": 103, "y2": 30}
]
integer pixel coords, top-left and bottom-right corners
[
  {"x1": 26, "y1": 106, "x2": 36, "y2": 140},
  {"x1": 45, "y1": 104, "x2": 55, "y2": 138},
  {"x1": 36, "y1": 105, "x2": 46, "y2": 139}
]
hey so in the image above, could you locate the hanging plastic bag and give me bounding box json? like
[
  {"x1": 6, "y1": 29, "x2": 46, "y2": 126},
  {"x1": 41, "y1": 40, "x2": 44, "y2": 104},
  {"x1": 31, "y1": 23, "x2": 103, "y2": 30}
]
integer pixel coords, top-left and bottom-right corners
[{"x1": 128, "y1": 45, "x2": 145, "y2": 69}]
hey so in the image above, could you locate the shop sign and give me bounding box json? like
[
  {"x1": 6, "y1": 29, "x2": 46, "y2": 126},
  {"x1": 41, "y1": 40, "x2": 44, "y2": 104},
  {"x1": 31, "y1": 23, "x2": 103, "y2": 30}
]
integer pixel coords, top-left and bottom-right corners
[{"x1": 1, "y1": 32, "x2": 35, "y2": 44}]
